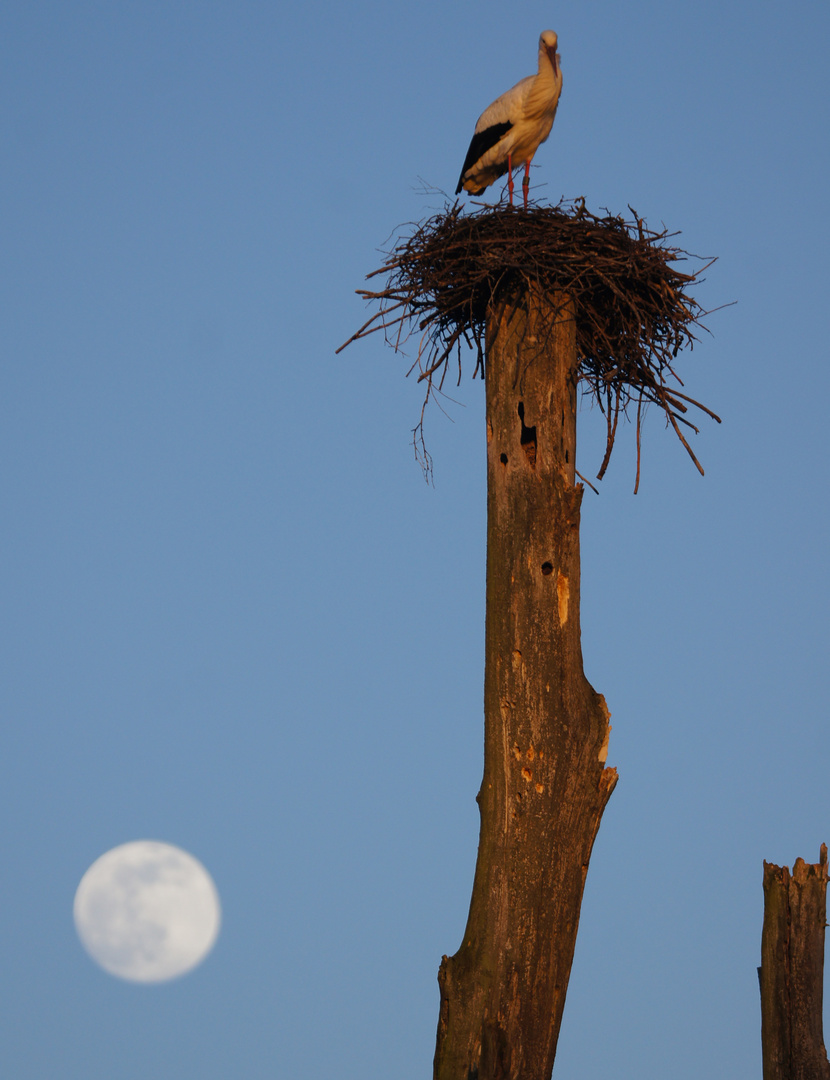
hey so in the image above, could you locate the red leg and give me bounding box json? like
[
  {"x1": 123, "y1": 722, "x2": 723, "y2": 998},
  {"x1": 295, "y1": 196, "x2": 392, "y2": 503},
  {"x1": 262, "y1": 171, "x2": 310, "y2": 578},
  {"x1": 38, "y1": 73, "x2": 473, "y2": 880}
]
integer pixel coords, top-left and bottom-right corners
[
  {"x1": 522, "y1": 157, "x2": 532, "y2": 208},
  {"x1": 507, "y1": 152, "x2": 514, "y2": 205}
]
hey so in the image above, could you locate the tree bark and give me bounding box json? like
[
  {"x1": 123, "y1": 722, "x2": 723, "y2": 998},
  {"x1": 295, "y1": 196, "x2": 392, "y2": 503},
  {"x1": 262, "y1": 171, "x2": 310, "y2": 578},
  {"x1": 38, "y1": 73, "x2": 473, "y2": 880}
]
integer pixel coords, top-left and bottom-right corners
[
  {"x1": 760, "y1": 844, "x2": 830, "y2": 1080},
  {"x1": 434, "y1": 289, "x2": 617, "y2": 1080}
]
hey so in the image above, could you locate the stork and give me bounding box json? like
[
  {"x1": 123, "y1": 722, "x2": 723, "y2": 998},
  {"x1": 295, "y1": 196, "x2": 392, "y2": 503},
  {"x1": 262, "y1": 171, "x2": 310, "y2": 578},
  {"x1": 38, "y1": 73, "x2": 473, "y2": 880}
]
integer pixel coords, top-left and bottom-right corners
[{"x1": 455, "y1": 31, "x2": 563, "y2": 207}]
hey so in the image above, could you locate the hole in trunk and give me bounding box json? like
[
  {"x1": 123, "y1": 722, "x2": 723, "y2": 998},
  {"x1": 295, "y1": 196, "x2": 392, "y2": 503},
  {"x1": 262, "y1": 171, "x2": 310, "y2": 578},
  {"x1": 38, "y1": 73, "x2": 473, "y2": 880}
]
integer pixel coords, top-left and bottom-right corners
[{"x1": 518, "y1": 402, "x2": 537, "y2": 468}]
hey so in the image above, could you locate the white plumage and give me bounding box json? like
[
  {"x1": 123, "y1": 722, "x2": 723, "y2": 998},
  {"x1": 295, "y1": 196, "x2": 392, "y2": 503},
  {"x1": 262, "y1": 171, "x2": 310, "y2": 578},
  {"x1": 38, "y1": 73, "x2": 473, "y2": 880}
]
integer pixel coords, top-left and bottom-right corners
[{"x1": 456, "y1": 30, "x2": 563, "y2": 206}]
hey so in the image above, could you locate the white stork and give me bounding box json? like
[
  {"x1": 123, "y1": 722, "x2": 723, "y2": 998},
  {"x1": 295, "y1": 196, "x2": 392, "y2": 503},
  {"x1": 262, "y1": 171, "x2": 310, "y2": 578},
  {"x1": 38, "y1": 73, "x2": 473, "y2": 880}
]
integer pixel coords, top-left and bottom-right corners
[{"x1": 455, "y1": 30, "x2": 563, "y2": 207}]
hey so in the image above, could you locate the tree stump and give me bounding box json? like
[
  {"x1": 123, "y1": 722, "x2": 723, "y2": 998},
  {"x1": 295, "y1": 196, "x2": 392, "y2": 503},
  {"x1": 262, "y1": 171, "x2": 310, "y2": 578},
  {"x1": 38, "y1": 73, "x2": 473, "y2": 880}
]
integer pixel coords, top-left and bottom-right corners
[
  {"x1": 339, "y1": 200, "x2": 719, "y2": 1080},
  {"x1": 433, "y1": 289, "x2": 617, "y2": 1080},
  {"x1": 760, "y1": 844, "x2": 830, "y2": 1080}
]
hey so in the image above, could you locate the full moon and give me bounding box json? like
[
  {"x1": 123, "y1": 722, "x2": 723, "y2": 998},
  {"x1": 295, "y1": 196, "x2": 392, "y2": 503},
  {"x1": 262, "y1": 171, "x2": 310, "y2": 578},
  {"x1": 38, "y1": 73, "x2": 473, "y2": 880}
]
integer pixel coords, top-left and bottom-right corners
[{"x1": 73, "y1": 840, "x2": 221, "y2": 983}]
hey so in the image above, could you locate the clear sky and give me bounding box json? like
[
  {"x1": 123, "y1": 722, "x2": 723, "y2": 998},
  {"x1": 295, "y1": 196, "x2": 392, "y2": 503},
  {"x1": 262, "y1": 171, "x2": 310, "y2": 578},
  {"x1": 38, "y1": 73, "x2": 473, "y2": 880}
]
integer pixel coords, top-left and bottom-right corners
[{"x1": 1, "y1": 2, "x2": 828, "y2": 1077}]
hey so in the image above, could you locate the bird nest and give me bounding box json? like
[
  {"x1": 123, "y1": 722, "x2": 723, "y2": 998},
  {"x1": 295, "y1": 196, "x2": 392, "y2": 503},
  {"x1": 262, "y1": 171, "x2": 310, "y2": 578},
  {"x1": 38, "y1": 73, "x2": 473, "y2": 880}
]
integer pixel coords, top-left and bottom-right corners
[{"x1": 338, "y1": 198, "x2": 720, "y2": 489}]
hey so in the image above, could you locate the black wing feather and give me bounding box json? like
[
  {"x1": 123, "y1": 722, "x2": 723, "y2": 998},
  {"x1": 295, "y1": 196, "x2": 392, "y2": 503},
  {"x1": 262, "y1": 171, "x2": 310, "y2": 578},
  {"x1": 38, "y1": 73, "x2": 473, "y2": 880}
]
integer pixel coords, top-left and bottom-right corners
[{"x1": 455, "y1": 120, "x2": 513, "y2": 194}]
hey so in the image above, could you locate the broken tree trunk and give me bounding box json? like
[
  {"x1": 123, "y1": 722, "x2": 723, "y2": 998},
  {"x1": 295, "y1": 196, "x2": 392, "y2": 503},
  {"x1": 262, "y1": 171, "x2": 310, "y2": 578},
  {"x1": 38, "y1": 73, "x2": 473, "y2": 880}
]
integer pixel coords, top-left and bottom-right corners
[
  {"x1": 434, "y1": 289, "x2": 618, "y2": 1080},
  {"x1": 760, "y1": 844, "x2": 830, "y2": 1080}
]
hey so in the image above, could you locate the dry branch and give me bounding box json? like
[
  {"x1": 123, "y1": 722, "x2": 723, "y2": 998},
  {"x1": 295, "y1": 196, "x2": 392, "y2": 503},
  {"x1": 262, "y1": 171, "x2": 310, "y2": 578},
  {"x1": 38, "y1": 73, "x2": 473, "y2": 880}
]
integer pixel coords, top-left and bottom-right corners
[{"x1": 338, "y1": 198, "x2": 720, "y2": 486}]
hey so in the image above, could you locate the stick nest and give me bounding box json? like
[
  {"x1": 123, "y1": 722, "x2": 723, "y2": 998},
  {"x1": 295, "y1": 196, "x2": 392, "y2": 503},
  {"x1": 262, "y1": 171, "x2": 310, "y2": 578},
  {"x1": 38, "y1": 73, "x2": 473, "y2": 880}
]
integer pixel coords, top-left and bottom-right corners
[{"x1": 338, "y1": 198, "x2": 720, "y2": 487}]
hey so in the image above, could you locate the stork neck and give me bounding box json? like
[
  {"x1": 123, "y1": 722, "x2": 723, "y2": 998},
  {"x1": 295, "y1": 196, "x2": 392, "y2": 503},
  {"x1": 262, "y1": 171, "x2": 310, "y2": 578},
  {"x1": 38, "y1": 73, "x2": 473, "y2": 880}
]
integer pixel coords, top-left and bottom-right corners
[{"x1": 537, "y1": 48, "x2": 559, "y2": 85}]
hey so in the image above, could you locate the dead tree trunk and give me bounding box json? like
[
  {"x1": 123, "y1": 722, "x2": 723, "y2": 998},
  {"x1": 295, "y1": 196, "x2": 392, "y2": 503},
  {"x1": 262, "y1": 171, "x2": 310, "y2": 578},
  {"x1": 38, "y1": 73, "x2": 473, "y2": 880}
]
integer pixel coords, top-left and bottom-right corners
[
  {"x1": 760, "y1": 845, "x2": 830, "y2": 1080},
  {"x1": 434, "y1": 289, "x2": 617, "y2": 1080}
]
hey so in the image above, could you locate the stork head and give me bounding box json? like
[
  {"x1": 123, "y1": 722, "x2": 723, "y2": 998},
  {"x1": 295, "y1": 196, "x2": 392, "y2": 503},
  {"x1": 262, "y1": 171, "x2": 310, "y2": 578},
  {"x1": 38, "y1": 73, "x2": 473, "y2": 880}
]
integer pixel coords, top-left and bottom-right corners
[{"x1": 539, "y1": 30, "x2": 560, "y2": 77}]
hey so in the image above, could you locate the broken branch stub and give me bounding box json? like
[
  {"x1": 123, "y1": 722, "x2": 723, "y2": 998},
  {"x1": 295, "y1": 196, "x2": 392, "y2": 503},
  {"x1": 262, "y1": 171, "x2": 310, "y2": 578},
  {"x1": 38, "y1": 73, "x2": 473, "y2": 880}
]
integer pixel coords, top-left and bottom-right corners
[{"x1": 760, "y1": 844, "x2": 830, "y2": 1080}]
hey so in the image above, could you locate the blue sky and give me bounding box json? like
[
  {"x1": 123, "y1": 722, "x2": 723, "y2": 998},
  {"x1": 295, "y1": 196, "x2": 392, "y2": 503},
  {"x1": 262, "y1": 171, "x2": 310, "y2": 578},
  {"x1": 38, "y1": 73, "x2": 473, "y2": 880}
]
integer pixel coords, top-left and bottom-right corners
[{"x1": 1, "y1": 1, "x2": 828, "y2": 1077}]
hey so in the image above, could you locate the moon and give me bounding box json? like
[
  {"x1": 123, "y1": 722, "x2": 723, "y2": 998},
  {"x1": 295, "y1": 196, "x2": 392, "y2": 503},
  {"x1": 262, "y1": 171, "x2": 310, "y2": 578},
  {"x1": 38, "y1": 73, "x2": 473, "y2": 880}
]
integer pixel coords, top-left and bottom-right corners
[{"x1": 73, "y1": 840, "x2": 221, "y2": 983}]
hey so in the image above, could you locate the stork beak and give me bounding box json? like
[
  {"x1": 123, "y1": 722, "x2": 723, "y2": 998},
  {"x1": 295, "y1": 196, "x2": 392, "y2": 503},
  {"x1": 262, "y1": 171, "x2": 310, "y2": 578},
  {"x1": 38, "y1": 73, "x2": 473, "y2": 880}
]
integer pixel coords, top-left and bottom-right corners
[{"x1": 548, "y1": 47, "x2": 559, "y2": 76}]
